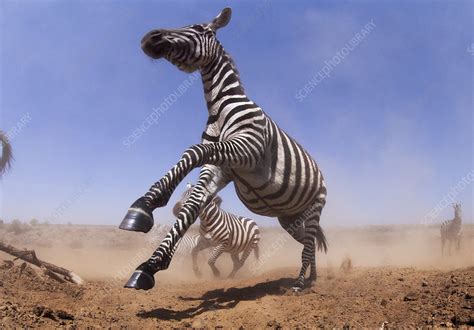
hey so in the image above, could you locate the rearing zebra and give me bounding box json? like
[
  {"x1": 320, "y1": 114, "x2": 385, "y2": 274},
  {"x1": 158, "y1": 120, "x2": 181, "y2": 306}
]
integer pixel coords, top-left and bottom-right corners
[
  {"x1": 440, "y1": 203, "x2": 462, "y2": 255},
  {"x1": 173, "y1": 183, "x2": 260, "y2": 278},
  {"x1": 119, "y1": 7, "x2": 328, "y2": 291}
]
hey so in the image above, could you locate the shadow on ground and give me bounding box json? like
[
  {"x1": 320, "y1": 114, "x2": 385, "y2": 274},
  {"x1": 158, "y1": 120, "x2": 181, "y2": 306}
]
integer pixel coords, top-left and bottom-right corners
[{"x1": 137, "y1": 277, "x2": 295, "y2": 320}]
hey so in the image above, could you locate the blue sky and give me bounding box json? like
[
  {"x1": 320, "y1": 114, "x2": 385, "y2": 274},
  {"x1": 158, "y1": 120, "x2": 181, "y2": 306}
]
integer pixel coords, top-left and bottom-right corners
[{"x1": 0, "y1": 0, "x2": 472, "y2": 227}]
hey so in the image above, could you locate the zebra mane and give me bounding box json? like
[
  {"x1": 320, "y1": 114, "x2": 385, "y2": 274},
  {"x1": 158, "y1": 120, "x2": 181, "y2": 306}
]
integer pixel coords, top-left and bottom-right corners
[{"x1": 222, "y1": 48, "x2": 244, "y2": 92}]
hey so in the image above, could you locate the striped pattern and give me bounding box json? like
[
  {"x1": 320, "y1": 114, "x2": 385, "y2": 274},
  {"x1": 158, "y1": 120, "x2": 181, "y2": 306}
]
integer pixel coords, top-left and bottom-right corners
[
  {"x1": 131, "y1": 8, "x2": 328, "y2": 290},
  {"x1": 152, "y1": 225, "x2": 204, "y2": 255},
  {"x1": 173, "y1": 183, "x2": 260, "y2": 277},
  {"x1": 172, "y1": 233, "x2": 203, "y2": 255},
  {"x1": 440, "y1": 203, "x2": 462, "y2": 255}
]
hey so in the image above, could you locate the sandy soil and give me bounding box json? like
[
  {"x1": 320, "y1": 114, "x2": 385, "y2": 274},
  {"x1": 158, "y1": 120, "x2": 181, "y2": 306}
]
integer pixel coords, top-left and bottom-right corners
[{"x1": 0, "y1": 224, "x2": 472, "y2": 328}]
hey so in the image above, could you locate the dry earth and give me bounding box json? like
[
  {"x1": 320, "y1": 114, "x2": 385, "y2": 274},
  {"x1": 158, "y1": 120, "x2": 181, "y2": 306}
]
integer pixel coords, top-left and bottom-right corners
[{"x1": 0, "y1": 223, "x2": 472, "y2": 328}]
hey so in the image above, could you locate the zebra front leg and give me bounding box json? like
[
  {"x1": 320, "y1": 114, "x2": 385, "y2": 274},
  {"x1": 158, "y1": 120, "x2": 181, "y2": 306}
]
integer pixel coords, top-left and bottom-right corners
[
  {"x1": 119, "y1": 137, "x2": 263, "y2": 233},
  {"x1": 208, "y1": 244, "x2": 226, "y2": 278},
  {"x1": 124, "y1": 167, "x2": 229, "y2": 290},
  {"x1": 228, "y1": 253, "x2": 241, "y2": 278}
]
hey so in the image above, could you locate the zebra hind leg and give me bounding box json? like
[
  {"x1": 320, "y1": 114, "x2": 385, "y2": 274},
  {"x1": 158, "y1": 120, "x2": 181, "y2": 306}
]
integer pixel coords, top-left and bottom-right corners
[
  {"x1": 229, "y1": 245, "x2": 254, "y2": 278},
  {"x1": 280, "y1": 199, "x2": 327, "y2": 292},
  {"x1": 228, "y1": 253, "x2": 240, "y2": 278},
  {"x1": 277, "y1": 216, "x2": 306, "y2": 290},
  {"x1": 208, "y1": 244, "x2": 226, "y2": 278}
]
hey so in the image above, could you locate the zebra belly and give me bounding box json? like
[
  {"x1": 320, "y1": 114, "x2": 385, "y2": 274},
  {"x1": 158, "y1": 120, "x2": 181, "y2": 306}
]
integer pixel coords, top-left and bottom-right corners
[
  {"x1": 229, "y1": 120, "x2": 322, "y2": 218},
  {"x1": 231, "y1": 166, "x2": 320, "y2": 218}
]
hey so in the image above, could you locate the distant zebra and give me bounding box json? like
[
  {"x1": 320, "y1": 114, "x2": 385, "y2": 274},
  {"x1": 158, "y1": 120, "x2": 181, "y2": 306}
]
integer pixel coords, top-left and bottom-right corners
[
  {"x1": 0, "y1": 131, "x2": 13, "y2": 176},
  {"x1": 119, "y1": 7, "x2": 328, "y2": 292},
  {"x1": 440, "y1": 203, "x2": 462, "y2": 255},
  {"x1": 151, "y1": 225, "x2": 203, "y2": 256},
  {"x1": 172, "y1": 233, "x2": 203, "y2": 255},
  {"x1": 172, "y1": 183, "x2": 260, "y2": 278}
]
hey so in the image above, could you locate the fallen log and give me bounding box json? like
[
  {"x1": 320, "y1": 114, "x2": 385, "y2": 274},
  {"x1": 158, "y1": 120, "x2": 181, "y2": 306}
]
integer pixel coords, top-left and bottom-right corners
[{"x1": 0, "y1": 241, "x2": 83, "y2": 284}]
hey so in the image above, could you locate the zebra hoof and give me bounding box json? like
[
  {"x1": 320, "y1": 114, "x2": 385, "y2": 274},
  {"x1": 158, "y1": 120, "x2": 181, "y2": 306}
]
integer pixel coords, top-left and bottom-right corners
[
  {"x1": 291, "y1": 286, "x2": 303, "y2": 293},
  {"x1": 124, "y1": 269, "x2": 155, "y2": 290},
  {"x1": 119, "y1": 198, "x2": 154, "y2": 233},
  {"x1": 292, "y1": 279, "x2": 305, "y2": 292}
]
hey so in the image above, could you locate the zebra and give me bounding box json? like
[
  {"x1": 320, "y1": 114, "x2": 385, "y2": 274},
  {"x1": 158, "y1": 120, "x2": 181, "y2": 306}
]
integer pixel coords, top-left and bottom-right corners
[
  {"x1": 172, "y1": 183, "x2": 260, "y2": 278},
  {"x1": 149, "y1": 224, "x2": 204, "y2": 256},
  {"x1": 0, "y1": 131, "x2": 13, "y2": 176},
  {"x1": 172, "y1": 232, "x2": 203, "y2": 255},
  {"x1": 119, "y1": 7, "x2": 328, "y2": 292},
  {"x1": 440, "y1": 203, "x2": 462, "y2": 256}
]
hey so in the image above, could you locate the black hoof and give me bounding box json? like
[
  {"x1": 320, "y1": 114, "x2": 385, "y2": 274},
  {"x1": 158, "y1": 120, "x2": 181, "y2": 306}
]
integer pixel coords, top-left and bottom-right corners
[
  {"x1": 119, "y1": 198, "x2": 154, "y2": 233},
  {"x1": 124, "y1": 269, "x2": 155, "y2": 290},
  {"x1": 292, "y1": 286, "x2": 303, "y2": 293},
  {"x1": 292, "y1": 279, "x2": 304, "y2": 292}
]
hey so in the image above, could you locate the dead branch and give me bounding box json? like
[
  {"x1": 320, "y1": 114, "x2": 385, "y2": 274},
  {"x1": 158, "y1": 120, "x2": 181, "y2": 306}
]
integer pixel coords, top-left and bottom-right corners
[{"x1": 0, "y1": 241, "x2": 83, "y2": 284}]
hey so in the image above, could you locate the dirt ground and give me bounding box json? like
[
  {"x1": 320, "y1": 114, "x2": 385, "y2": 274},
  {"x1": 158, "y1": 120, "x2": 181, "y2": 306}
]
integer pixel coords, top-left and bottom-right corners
[{"x1": 0, "y1": 223, "x2": 472, "y2": 328}]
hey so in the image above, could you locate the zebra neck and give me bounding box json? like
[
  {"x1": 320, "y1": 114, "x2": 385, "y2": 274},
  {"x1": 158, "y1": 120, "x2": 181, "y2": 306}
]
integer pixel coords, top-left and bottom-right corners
[
  {"x1": 198, "y1": 202, "x2": 220, "y2": 228},
  {"x1": 200, "y1": 48, "x2": 247, "y2": 118}
]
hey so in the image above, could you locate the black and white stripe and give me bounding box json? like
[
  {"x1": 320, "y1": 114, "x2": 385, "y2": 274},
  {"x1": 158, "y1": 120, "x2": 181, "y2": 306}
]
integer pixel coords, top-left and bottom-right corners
[
  {"x1": 172, "y1": 233, "x2": 202, "y2": 255},
  {"x1": 121, "y1": 7, "x2": 328, "y2": 291},
  {"x1": 440, "y1": 203, "x2": 462, "y2": 255},
  {"x1": 173, "y1": 183, "x2": 260, "y2": 278}
]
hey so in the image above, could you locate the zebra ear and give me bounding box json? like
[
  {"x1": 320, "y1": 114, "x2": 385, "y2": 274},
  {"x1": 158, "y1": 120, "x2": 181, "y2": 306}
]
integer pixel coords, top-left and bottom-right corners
[{"x1": 209, "y1": 8, "x2": 232, "y2": 31}]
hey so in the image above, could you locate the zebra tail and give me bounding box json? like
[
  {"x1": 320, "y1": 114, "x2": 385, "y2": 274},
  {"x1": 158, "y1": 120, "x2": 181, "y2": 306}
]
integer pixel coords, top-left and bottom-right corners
[
  {"x1": 315, "y1": 224, "x2": 328, "y2": 253},
  {"x1": 253, "y1": 244, "x2": 259, "y2": 260}
]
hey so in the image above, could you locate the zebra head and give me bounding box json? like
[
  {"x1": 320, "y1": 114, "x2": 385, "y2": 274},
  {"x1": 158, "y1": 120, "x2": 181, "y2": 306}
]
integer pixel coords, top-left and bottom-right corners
[
  {"x1": 172, "y1": 183, "x2": 223, "y2": 217},
  {"x1": 141, "y1": 8, "x2": 232, "y2": 73},
  {"x1": 453, "y1": 203, "x2": 462, "y2": 220}
]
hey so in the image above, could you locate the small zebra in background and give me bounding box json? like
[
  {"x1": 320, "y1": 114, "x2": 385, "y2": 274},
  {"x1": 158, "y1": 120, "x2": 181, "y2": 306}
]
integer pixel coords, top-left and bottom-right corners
[
  {"x1": 440, "y1": 203, "x2": 462, "y2": 256},
  {"x1": 150, "y1": 225, "x2": 205, "y2": 256},
  {"x1": 172, "y1": 233, "x2": 203, "y2": 255},
  {"x1": 173, "y1": 183, "x2": 260, "y2": 278}
]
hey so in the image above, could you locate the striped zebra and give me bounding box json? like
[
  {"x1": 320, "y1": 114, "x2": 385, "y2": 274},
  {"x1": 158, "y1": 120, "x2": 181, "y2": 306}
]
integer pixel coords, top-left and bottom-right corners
[
  {"x1": 119, "y1": 8, "x2": 328, "y2": 292},
  {"x1": 440, "y1": 203, "x2": 462, "y2": 256},
  {"x1": 172, "y1": 183, "x2": 260, "y2": 278},
  {"x1": 150, "y1": 224, "x2": 203, "y2": 255},
  {"x1": 0, "y1": 131, "x2": 13, "y2": 176},
  {"x1": 172, "y1": 232, "x2": 203, "y2": 255}
]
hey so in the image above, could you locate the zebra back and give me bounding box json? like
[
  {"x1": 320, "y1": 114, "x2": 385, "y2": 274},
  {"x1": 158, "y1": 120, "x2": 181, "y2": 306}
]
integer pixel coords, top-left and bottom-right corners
[{"x1": 174, "y1": 184, "x2": 260, "y2": 254}]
